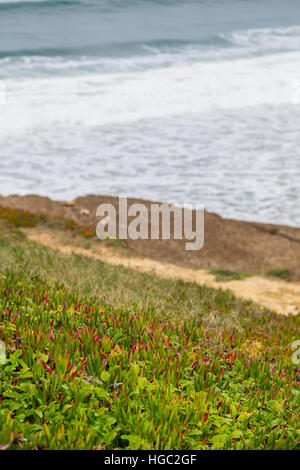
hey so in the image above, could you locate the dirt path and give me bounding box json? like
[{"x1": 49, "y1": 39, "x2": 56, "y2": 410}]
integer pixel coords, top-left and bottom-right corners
[
  {"x1": 1, "y1": 194, "x2": 300, "y2": 280},
  {"x1": 25, "y1": 228, "x2": 300, "y2": 316}
]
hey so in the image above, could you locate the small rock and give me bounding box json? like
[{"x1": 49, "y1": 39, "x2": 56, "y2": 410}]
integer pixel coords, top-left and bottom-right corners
[{"x1": 80, "y1": 208, "x2": 90, "y2": 216}]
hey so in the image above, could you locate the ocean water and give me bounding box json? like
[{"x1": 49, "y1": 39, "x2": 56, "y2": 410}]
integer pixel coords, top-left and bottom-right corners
[{"x1": 0, "y1": 0, "x2": 299, "y2": 226}]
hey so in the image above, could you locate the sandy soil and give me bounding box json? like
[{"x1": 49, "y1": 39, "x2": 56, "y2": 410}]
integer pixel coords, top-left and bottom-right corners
[{"x1": 24, "y1": 228, "x2": 300, "y2": 316}]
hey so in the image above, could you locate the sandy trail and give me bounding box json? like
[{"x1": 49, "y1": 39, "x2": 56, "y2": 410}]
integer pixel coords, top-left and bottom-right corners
[{"x1": 25, "y1": 229, "x2": 300, "y2": 316}]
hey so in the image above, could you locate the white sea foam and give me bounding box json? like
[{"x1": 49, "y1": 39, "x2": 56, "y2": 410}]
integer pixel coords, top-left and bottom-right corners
[
  {"x1": 0, "y1": 49, "x2": 299, "y2": 134},
  {"x1": 0, "y1": 24, "x2": 299, "y2": 225}
]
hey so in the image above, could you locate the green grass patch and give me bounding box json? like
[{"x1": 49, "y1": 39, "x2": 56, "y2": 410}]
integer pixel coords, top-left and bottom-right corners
[
  {"x1": 0, "y1": 205, "x2": 41, "y2": 228},
  {"x1": 266, "y1": 269, "x2": 290, "y2": 282},
  {"x1": 0, "y1": 205, "x2": 93, "y2": 238},
  {"x1": 210, "y1": 269, "x2": 253, "y2": 282},
  {"x1": 0, "y1": 221, "x2": 299, "y2": 450}
]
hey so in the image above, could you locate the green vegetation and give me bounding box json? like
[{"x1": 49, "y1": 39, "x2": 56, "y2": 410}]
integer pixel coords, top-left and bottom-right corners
[
  {"x1": 267, "y1": 269, "x2": 290, "y2": 282},
  {"x1": 0, "y1": 215, "x2": 299, "y2": 450},
  {"x1": 211, "y1": 268, "x2": 292, "y2": 283},
  {"x1": 210, "y1": 269, "x2": 252, "y2": 282},
  {"x1": 0, "y1": 204, "x2": 93, "y2": 237}
]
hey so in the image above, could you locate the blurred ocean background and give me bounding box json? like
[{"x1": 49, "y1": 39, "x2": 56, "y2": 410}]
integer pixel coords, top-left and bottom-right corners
[{"x1": 0, "y1": 0, "x2": 299, "y2": 225}]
